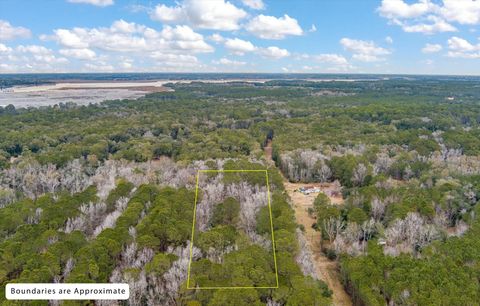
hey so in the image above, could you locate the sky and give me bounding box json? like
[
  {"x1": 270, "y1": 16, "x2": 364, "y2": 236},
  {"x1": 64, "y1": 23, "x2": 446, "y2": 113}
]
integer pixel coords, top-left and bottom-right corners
[{"x1": 0, "y1": 0, "x2": 479, "y2": 75}]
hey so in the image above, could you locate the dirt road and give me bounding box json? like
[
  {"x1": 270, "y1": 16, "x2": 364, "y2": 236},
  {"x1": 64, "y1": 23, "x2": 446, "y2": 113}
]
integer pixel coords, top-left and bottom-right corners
[
  {"x1": 263, "y1": 140, "x2": 352, "y2": 305},
  {"x1": 284, "y1": 182, "x2": 352, "y2": 306},
  {"x1": 264, "y1": 139, "x2": 273, "y2": 165}
]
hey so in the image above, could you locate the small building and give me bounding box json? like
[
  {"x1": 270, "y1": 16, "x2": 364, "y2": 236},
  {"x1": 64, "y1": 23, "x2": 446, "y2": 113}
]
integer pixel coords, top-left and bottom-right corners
[{"x1": 298, "y1": 186, "x2": 321, "y2": 195}]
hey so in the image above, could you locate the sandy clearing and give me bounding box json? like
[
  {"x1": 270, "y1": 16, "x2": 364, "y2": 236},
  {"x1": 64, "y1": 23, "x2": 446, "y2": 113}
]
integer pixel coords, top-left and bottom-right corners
[
  {"x1": 2, "y1": 81, "x2": 175, "y2": 108},
  {"x1": 9, "y1": 79, "x2": 271, "y2": 93},
  {"x1": 11, "y1": 81, "x2": 170, "y2": 93},
  {"x1": 58, "y1": 86, "x2": 172, "y2": 93},
  {"x1": 0, "y1": 88, "x2": 150, "y2": 108}
]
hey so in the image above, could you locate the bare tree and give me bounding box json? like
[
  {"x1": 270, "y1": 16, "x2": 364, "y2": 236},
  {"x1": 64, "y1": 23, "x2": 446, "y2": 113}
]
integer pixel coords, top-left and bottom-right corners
[
  {"x1": 323, "y1": 217, "x2": 344, "y2": 243},
  {"x1": 374, "y1": 153, "x2": 393, "y2": 175},
  {"x1": 318, "y1": 162, "x2": 332, "y2": 182},
  {"x1": 226, "y1": 182, "x2": 268, "y2": 239},
  {"x1": 64, "y1": 202, "x2": 107, "y2": 235},
  {"x1": 352, "y1": 163, "x2": 368, "y2": 186},
  {"x1": 371, "y1": 198, "x2": 386, "y2": 221},
  {"x1": 92, "y1": 197, "x2": 129, "y2": 237},
  {"x1": 361, "y1": 219, "x2": 376, "y2": 252},
  {"x1": 334, "y1": 223, "x2": 363, "y2": 256},
  {"x1": 295, "y1": 228, "x2": 317, "y2": 279},
  {"x1": 279, "y1": 149, "x2": 330, "y2": 182},
  {"x1": 267, "y1": 299, "x2": 282, "y2": 306},
  {"x1": 0, "y1": 187, "x2": 16, "y2": 208},
  {"x1": 195, "y1": 178, "x2": 225, "y2": 231},
  {"x1": 384, "y1": 212, "x2": 439, "y2": 256}
]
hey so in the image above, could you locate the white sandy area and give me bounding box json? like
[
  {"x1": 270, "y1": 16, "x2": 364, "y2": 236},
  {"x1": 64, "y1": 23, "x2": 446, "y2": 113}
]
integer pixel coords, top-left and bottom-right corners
[
  {"x1": 0, "y1": 88, "x2": 149, "y2": 108},
  {"x1": 10, "y1": 79, "x2": 271, "y2": 93},
  {"x1": 11, "y1": 81, "x2": 169, "y2": 93},
  {"x1": 0, "y1": 79, "x2": 272, "y2": 108}
]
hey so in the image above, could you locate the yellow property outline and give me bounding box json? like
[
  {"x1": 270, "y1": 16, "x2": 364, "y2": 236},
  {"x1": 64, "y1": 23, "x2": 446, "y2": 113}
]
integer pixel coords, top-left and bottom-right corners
[{"x1": 187, "y1": 169, "x2": 279, "y2": 290}]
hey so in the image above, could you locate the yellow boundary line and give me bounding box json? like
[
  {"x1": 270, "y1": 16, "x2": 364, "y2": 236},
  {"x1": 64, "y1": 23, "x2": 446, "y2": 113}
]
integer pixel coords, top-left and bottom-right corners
[{"x1": 187, "y1": 169, "x2": 279, "y2": 290}]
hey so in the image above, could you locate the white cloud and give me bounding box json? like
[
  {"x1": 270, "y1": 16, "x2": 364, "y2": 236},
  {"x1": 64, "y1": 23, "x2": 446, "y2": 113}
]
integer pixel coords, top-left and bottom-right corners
[
  {"x1": 313, "y1": 53, "x2": 353, "y2": 71},
  {"x1": 16, "y1": 45, "x2": 51, "y2": 55},
  {"x1": 241, "y1": 0, "x2": 265, "y2": 10},
  {"x1": 0, "y1": 63, "x2": 18, "y2": 72},
  {"x1": 59, "y1": 48, "x2": 96, "y2": 60},
  {"x1": 126, "y1": 4, "x2": 148, "y2": 13},
  {"x1": 44, "y1": 20, "x2": 213, "y2": 53},
  {"x1": 0, "y1": 20, "x2": 31, "y2": 41},
  {"x1": 377, "y1": 0, "x2": 480, "y2": 34},
  {"x1": 150, "y1": 52, "x2": 198, "y2": 62},
  {"x1": 309, "y1": 24, "x2": 317, "y2": 33},
  {"x1": 212, "y1": 57, "x2": 246, "y2": 66},
  {"x1": 0, "y1": 43, "x2": 13, "y2": 53},
  {"x1": 110, "y1": 19, "x2": 145, "y2": 33},
  {"x1": 258, "y1": 46, "x2": 290, "y2": 59},
  {"x1": 447, "y1": 36, "x2": 480, "y2": 58},
  {"x1": 294, "y1": 53, "x2": 353, "y2": 72},
  {"x1": 1, "y1": 37, "x2": 200, "y2": 73},
  {"x1": 385, "y1": 36, "x2": 393, "y2": 44},
  {"x1": 67, "y1": 0, "x2": 113, "y2": 7},
  {"x1": 340, "y1": 38, "x2": 390, "y2": 62},
  {"x1": 314, "y1": 53, "x2": 349, "y2": 65},
  {"x1": 160, "y1": 25, "x2": 213, "y2": 52},
  {"x1": 33, "y1": 20, "x2": 219, "y2": 72},
  {"x1": 448, "y1": 36, "x2": 475, "y2": 51},
  {"x1": 0, "y1": 44, "x2": 69, "y2": 72},
  {"x1": 377, "y1": 0, "x2": 434, "y2": 19},
  {"x1": 151, "y1": 4, "x2": 186, "y2": 23},
  {"x1": 401, "y1": 15, "x2": 456, "y2": 34},
  {"x1": 421, "y1": 43, "x2": 442, "y2": 53},
  {"x1": 33, "y1": 54, "x2": 68, "y2": 64},
  {"x1": 440, "y1": 0, "x2": 480, "y2": 25},
  {"x1": 150, "y1": 52, "x2": 201, "y2": 68},
  {"x1": 16, "y1": 45, "x2": 67, "y2": 63},
  {"x1": 84, "y1": 62, "x2": 114, "y2": 71},
  {"x1": 120, "y1": 62, "x2": 132, "y2": 69},
  {"x1": 47, "y1": 29, "x2": 89, "y2": 48},
  {"x1": 224, "y1": 38, "x2": 256, "y2": 55},
  {"x1": 150, "y1": 0, "x2": 247, "y2": 31},
  {"x1": 294, "y1": 53, "x2": 310, "y2": 60},
  {"x1": 246, "y1": 14, "x2": 303, "y2": 39},
  {"x1": 208, "y1": 33, "x2": 225, "y2": 43}
]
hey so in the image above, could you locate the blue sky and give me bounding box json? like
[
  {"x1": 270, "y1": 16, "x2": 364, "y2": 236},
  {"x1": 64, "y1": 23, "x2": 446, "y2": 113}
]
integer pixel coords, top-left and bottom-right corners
[{"x1": 0, "y1": 0, "x2": 479, "y2": 74}]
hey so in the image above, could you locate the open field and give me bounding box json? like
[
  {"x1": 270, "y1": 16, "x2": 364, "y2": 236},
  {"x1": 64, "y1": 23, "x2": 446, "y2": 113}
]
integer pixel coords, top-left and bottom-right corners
[
  {"x1": 9, "y1": 81, "x2": 171, "y2": 93},
  {"x1": 0, "y1": 88, "x2": 152, "y2": 108}
]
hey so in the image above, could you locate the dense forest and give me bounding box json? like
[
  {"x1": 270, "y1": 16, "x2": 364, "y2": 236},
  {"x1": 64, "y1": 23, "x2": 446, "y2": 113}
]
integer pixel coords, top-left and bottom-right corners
[{"x1": 1, "y1": 77, "x2": 480, "y2": 305}]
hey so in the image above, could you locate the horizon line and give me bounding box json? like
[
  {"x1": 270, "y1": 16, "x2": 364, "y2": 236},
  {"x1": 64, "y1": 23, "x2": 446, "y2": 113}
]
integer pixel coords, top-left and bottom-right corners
[{"x1": 1, "y1": 72, "x2": 480, "y2": 77}]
